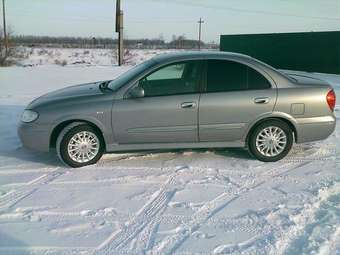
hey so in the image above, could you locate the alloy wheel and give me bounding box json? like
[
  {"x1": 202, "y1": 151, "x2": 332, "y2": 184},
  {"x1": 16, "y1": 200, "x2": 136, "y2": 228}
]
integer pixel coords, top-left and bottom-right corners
[
  {"x1": 255, "y1": 126, "x2": 287, "y2": 157},
  {"x1": 67, "y1": 131, "x2": 100, "y2": 163}
]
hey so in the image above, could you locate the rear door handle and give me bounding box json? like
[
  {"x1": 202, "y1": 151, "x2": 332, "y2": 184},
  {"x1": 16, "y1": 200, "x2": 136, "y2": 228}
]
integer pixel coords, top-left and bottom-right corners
[
  {"x1": 254, "y1": 97, "x2": 270, "y2": 104},
  {"x1": 181, "y1": 102, "x2": 196, "y2": 109}
]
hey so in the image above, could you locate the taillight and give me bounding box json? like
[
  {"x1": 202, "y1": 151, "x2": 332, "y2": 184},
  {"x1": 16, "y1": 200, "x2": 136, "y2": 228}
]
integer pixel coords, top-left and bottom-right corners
[{"x1": 326, "y1": 90, "x2": 336, "y2": 112}]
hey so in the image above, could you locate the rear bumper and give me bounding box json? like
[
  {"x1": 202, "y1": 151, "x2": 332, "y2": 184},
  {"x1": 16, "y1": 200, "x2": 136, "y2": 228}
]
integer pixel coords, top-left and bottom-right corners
[
  {"x1": 295, "y1": 115, "x2": 336, "y2": 143},
  {"x1": 17, "y1": 122, "x2": 51, "y2": 152}
]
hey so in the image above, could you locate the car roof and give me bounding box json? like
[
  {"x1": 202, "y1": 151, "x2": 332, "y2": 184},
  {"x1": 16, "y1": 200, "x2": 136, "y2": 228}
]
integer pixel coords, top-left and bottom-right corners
[{"x1": 151, "y1": 51, "x2": 252, "y2": 64}]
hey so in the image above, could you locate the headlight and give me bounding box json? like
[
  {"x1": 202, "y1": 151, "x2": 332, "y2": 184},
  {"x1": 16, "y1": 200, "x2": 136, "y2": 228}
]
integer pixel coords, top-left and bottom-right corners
[{"x1": 21, "y1": 110, "x2": 39, "y2": 123}]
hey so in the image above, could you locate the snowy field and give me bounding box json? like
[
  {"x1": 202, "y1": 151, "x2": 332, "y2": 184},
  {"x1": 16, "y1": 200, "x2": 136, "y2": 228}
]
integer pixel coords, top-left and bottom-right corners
[
  {"x1": 12, "y1": 47, "x2": 176, "y2": 67},
  {"x1": 0, "y1": 49, "x2": 339, "y2": 255}
]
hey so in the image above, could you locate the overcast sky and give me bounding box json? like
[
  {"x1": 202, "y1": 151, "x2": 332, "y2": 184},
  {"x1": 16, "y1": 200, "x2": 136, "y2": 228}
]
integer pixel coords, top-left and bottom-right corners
[{"x1": 4, "y1": 0, "x2": 340, "y2": 42}]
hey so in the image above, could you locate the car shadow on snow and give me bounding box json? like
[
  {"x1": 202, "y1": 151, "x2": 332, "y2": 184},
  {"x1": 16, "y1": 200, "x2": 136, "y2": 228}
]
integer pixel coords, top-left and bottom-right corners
[
  {"x1": 0, "y1": 147, "x2": 64, "y2": 168},
  {"x1": 113, "y1": 147, "x2": 254, "y2": 161},
  {"x1": 212, "y1": 148, "x2": 254, "y2": 160},
  {"x1": 0, "y1": 230, "x2": 29, "y2": 254},
  {"x1": 0, "y1": 146, "x2": 254, "y2": 170}
]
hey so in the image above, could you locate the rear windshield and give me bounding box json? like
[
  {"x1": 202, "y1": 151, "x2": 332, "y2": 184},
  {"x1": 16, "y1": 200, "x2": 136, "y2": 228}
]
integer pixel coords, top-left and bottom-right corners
[
  {"x1": 108, "y1": 59, "x2": 156, "y2": 91},
  {"x1": 251, "y1": 58, "x2": 296, "y2": 82}
]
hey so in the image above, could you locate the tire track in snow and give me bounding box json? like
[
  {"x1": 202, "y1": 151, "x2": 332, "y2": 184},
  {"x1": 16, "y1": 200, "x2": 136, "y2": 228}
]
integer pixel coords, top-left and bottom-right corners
[
  {"x1": 0, "y1": 167, "x2": 63, "y2": 212},
  {"x1": 149, "y1": 159, "x2": 318, "y2": 255},
  {"x1": 94, "y1": 165, "x2": 187, "y2": 255},
  {"x1": 130, "y1": 216, "x2": 162, "y2": 254},
  {"x1": 0, "y1": 246, "x2": 93, "y2": 255},
  {"x1": 149, "y1": 145, "x2": 334, "y2": 254},
  {"x1": 94, "y1": 145, "x2": 328, "y2": 255}
]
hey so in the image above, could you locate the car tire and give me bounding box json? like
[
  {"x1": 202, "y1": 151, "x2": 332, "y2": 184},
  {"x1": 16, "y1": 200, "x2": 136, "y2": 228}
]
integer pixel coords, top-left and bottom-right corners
[
  {"x1": 56, "y1": 122, "x2": 104, "y2": 168},
  {"x1": 248, "y1": 119, "x2": 293, "y2": 162}
]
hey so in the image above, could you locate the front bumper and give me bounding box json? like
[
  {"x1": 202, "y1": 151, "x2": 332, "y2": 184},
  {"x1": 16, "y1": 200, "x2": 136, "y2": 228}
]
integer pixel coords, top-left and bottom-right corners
[{"x1": 18, "y1": 121, "x2": 51, "y2": 152}]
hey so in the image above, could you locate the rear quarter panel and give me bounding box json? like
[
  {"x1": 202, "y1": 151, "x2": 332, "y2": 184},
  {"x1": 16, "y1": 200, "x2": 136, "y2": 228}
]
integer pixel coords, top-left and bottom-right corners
[{"x1": 274, "y1": 86, "x2": 336, "y2": 143}]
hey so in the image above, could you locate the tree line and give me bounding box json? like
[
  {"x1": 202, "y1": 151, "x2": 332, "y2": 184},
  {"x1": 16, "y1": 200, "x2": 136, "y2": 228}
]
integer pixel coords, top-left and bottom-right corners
[{"x1": 10, "y1": 35, "x2": 218, "y2": 49}]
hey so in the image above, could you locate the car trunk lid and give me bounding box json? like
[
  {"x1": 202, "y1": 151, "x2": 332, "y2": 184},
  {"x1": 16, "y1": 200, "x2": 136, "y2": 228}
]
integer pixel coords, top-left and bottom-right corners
[{"x1": 280, "y1": 70, "x2": 332, "y2": 88}]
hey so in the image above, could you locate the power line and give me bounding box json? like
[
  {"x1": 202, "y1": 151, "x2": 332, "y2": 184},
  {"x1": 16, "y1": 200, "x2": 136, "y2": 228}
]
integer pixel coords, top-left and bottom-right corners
[
  {"x1": 7, "y1": 1, "x2": 340, "y2": 23},
  {"x1": 7, "y1": 13, "x2": 195, "y2": 24},
  {"x1": 153, "y1": 0, "x2": 340, "y2": 22}
]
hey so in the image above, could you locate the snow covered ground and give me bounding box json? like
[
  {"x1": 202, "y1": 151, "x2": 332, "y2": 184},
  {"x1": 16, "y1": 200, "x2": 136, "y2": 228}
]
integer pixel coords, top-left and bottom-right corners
[
  {"x1": 12, "y1": 47, "x2": 176, "y2": 67},
  {"x1": 0, "y1": 50, "x2": 339, "y2": 255}
]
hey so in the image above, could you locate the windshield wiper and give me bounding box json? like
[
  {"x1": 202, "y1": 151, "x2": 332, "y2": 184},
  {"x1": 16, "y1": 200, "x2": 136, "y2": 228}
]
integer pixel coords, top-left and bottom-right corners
[{"x1": 99, "y1": 81, "x2": 113, "y2": 91}]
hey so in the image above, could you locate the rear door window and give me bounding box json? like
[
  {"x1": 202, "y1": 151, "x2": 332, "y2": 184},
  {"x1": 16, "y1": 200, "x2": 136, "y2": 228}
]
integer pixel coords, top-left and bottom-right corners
[
  {"x1": 206, "y1": 60, "x2": 247, "y2": 92},
  {"x1": 247, "y1": 67, "x2": 271, "y2": 90},
  {"x1": 206, "y1": 60, "x2": 271, "y2": 92}
]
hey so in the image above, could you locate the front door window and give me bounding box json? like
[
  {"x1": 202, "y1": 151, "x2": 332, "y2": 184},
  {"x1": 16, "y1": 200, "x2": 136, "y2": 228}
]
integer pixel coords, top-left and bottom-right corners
[{"x1": 139, "y1": 61, "x2": 201, "y2": 97}]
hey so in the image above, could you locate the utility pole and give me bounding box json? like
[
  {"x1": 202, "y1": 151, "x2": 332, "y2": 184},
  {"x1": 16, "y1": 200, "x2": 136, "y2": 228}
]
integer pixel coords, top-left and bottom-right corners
[
  {"x1": 2, "y1": 0, "x2": 7, "y2": 55},
  {"x1": 197, "y1": 17, "x2": 204, "y2": 51},
  {"x1": 115, "y1": 0, "x2": 123, "y2": 66}
]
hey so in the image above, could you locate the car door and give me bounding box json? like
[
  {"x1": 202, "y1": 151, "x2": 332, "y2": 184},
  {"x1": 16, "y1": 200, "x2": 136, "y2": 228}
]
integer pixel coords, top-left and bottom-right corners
[
  {"x1": 199, "y1": 59, "x2": 277, "y2": 142},
  {"x1": 112, "y1": 60, "x2": 203, "y2": 144}
]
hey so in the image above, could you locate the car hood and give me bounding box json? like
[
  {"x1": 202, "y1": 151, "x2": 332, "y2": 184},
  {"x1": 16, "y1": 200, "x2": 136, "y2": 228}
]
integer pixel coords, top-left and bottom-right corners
[{"x1": 27, "y1": 82, "x2": 107, "y2": 109}]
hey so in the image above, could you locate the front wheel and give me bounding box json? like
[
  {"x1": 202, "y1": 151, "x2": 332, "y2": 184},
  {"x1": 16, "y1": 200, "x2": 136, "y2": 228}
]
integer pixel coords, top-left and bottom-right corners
[
  {"x1": 248, "y1": 120, "x2": 293, "y2": 162},
  {"x1": 56, "y1": 123, "x2": 104, "y2": 168}
]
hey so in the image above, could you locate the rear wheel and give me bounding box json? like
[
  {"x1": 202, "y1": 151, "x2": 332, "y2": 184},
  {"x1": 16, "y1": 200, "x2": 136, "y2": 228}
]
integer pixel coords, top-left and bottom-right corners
[
  {"x1": 56, "y1": 123, "x2": 104, "y2": 167},
  {"x1": 248, "y1": 120, "x2": 293, "y2": 162}
]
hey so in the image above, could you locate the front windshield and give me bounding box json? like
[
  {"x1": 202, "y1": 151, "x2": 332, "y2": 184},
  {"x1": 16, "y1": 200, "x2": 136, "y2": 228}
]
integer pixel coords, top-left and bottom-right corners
[{"x1": 108, "y1": 59, "x2": 156, "y2": 91}]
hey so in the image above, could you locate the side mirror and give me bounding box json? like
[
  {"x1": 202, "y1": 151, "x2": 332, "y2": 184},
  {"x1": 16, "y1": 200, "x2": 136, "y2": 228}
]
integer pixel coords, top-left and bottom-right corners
[{"x1": 129, "y1": 86, "x2": 145, "y2": 98}]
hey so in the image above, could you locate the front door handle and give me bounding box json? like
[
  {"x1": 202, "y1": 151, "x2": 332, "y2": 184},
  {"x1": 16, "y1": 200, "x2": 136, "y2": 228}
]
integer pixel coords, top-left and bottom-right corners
[
  {"x1": 181, "y1": 102, "x2": 196, "y2": 109},
  {"x1": 254, "y1": 97, "x2": 270, "y2": 104}
]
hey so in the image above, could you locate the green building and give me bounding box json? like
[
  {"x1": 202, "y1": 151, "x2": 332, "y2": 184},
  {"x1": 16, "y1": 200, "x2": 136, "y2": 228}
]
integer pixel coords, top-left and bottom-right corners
[{"x1": 220, "y1": 31, "x2": 340, "y2": 74}]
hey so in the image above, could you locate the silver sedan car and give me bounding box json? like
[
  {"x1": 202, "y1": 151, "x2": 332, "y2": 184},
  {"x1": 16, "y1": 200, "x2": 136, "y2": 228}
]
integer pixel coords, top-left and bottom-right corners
[{"x1": 18, "y1": 52, "x2": 336, "y2": 167}]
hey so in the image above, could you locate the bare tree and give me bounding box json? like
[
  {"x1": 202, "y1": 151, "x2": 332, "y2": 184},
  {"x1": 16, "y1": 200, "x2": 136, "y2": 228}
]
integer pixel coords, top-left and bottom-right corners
[
  {"x1": 0, "y1": 25, "x2": 14, "y2": 66},
  {"x1": 0, "y1": 26, "x2": 3, "y2": 54}
]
